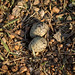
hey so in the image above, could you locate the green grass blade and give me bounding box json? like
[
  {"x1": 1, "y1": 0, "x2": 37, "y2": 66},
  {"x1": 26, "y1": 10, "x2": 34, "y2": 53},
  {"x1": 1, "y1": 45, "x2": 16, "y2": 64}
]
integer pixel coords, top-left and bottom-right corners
[
  {"x1": 9, "y1": 52, "x2": 18, "y2": 55},
  {"x1": 3, "y1": 18, "x2": 19, "y2": 28},
  {"x1": 0, "y1": 38, "x2": 10, "y2": 52},
  {"x1": 0, "y1": 55, "x2": 4, "y2": 61}
]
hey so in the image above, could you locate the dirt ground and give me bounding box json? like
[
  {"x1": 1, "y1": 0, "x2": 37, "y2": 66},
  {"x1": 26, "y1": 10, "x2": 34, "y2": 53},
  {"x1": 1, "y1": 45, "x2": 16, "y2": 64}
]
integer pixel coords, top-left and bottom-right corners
[{"x1": 0, "y1": 0, "x2": 75, "y2": 75}]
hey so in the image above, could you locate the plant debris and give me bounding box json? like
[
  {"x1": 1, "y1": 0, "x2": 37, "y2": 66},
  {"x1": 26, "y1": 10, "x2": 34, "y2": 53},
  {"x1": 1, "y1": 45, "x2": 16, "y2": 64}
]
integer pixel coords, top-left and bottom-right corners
[{"x1": 0, "y1": 0, "x2": 75, "y2": 75}]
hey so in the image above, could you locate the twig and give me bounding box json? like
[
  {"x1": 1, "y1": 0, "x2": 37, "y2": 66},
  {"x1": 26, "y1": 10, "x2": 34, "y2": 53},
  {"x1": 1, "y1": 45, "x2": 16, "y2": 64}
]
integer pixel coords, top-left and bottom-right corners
[
  {"x1": 3, "y1": 57, "x2": 27, "y2": 65},
  {"x1": 52, "y1": 20, "x2": 75, "y2": 26}
]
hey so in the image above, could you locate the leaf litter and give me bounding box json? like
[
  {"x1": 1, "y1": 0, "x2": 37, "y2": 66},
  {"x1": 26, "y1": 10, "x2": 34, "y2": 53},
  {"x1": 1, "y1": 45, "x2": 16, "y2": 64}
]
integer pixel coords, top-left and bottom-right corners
[{"x1": 0, "y1": 0, "x2": 75, "y2": 75}]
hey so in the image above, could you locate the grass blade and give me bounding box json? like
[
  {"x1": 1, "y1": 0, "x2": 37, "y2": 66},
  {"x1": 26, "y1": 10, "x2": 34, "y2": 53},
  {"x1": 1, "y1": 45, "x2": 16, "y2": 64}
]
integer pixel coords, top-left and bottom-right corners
[
  {"x1": 0, "y1": 54, "x2": 4, "y2": 61},
  {"x1": 3, "y1": 18, "x2": 19, "y2": 28},
  {"x1": 0, "y1": 38, "x2": 10, "y2": 52}
]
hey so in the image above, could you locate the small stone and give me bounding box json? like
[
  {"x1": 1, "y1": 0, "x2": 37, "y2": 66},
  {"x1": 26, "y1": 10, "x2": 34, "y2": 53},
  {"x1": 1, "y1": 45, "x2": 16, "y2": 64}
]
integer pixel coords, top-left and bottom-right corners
[
  {"x1": 10, "y1": 34, "x2": 15, "y2": 39},
  {"x1": 8, "y1": 14, "x2": 14, "y2": 20},
  {"x1": 68, "y1": 3, "x2": 73, "y2": 7},
  {"x1": 28, "y1": 37, "x2": 47, "y2": 52},
  {"x1": 15, "y1": 30, "x2": 24, "y2": 37},
  {"x1": 54, "y1": 57, "x2": 58, "y2": 63},
  {"x1": 30, "y1": 23, "x2": 49, "y2": 38},
  {"x1": 33, "y1": 0, "x2": 39, "y2": 5},
  {"x1": 2, "y1": 38, "x2": 7, "y2": 43},
  {"x1": 11, "y1": 66, "x2": 18, "y2": 72},
  {"x1": 50, "y1": 39, "x2": 55, "y2": 43},
  {"x1": 17, "y1": 0, "x2": 25, "y2": 6},
  {"x1": 33, "y1": 6, "x2": 40, "y2": 12},
  {"x1": 58, "y1": 44, "x2": 63, "y2": 48},
  {"x1": 2, "y1": 65, "x2": 8, "y2": 72},
  {"x1": 0, "y1": 19, "x2": 3, "y2": 22},
  {"x1": 52, "y1": 7, "x2": 60, "y2": 13},
  {"x1": 12, "y1": 6, "x2": 21, "y2": 17},
  {"x1": 67, "y1": 16, "x2": 72, "y2": 20},
  {"x1": 39, "y1": 10, "x2": 45, "y2": 18},
  {"x1": 53, "y1": 30, "x2": 64, "y2": 42},
  {"x1": 44, "y1": 0, "x2": 50, "y2": 5},
  {"x1": 14, "y1": 45, "x2": 20, "y2": 50}
]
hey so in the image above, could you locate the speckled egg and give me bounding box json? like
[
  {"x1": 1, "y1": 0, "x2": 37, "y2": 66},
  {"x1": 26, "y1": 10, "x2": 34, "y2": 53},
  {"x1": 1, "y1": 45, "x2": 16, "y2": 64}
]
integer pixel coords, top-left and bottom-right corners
[
  {"x1": 30, "y1": 23, "x2": 49, "y2": 38},
  {"x1": 28, "y1": 37, "x2": 47, "y2": 52}
]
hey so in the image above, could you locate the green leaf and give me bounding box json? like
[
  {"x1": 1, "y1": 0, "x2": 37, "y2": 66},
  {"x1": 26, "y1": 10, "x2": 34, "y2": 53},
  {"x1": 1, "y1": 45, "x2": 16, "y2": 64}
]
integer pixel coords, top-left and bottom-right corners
[{"x1": 0, "y1": 38, "x2": 10, "y2": 52}]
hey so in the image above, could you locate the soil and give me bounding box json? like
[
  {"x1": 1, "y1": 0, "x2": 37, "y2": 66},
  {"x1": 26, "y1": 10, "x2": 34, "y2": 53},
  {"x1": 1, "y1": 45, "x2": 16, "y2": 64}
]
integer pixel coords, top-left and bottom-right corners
[{"x1": 0, "y1": 0, "x2": 75, "y2": 75}]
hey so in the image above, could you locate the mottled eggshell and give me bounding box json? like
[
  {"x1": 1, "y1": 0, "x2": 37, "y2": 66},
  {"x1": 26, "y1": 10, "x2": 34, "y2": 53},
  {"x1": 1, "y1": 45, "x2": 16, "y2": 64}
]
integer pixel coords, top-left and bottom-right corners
[
  {"x1": 28, "y1": 37, "x2": 47, "y2": 52},
  {"x1": 30, "y1": 23, "x2": 49, "y2": 38}
]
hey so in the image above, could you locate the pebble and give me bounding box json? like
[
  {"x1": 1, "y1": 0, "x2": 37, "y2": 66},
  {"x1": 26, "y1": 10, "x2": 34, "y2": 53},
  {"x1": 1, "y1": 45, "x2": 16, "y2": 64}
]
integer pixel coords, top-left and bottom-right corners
[
  {"x1": 39, "y1": 10, "x2": 45, "y2": 18},
  {"x1": 52, "y1": 7, "x2": 60, "y2": 13},
  {"x1": 33, "y1": 0, "x2": 39, "y2": 5},
  {"x1": 33, "y1": 6, "x2": 40, "y2": 12},
  {"x1": 44, "y1": 0, "x2": 50, "y2": 5}
]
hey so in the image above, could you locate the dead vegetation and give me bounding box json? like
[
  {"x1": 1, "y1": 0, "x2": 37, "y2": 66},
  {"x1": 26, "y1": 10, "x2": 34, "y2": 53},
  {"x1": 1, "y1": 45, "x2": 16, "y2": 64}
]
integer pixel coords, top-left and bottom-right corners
[{"x1": 0, "y1": 0, "x2": 75, "y2": 75}]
